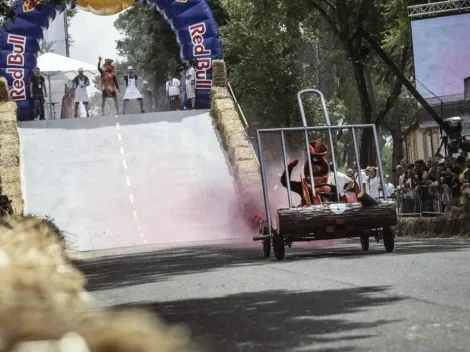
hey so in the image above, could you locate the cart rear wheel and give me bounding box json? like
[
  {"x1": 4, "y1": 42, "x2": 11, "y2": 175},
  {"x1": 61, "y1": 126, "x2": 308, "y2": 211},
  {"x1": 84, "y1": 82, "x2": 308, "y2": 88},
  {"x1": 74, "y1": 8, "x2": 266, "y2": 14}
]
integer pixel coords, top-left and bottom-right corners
[
  {"x1": 273, "y1": 232, "x2": 285, "y2": 260},
  {"x1": 383, "y1": 226, "x2": 395, "y2": 253},
  {"x1": 360, "y1": 236, "x2": 369, "y2": 251}
]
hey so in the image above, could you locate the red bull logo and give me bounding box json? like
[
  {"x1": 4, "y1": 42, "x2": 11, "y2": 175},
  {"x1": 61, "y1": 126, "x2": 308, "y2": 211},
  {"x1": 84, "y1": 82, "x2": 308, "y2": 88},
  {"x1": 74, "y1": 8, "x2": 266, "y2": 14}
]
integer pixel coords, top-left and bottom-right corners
[
  {"x1": 189, "y1": 23, "x2": 212, "y2": 90},
  {"x1": 6, "y1": 34, "x2": 26, "y2": 101},
  {"x1": 22, "y1": 0, "x2": 42, "y2": 12}
]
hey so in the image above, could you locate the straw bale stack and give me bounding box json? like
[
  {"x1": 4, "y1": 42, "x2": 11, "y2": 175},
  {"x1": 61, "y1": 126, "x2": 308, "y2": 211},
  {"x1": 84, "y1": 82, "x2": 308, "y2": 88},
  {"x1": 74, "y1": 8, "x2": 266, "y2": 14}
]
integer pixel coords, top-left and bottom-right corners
[
  {"x1": 210, "y1": 60, "x2": 265, "y2": 228},
  {"x1": 0, "y1": 215, "x2": 202, "y2": 352},
  {"x1": 0, "y1": 77, "x2": 10, "y2": 102},
  {"x1": 395, "y1": 206, "x2": 470, "y2": 238},
  {"x1": 210, "y1": 86, "x2": 230, "y2": 100},
  {"x1": 212, "y1": 60, "x2": 227, "y2": 88},
  {"x1": 0, "y1": 79, "x2": 23, "y2": 216}
]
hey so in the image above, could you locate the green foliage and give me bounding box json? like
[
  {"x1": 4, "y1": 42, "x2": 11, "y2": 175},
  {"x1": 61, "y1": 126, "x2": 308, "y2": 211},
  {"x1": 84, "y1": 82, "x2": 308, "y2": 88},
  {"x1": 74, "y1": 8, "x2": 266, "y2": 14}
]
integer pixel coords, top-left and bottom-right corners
[{"x1": 40, "y1": 42, "x2": 54, "y2": 54}]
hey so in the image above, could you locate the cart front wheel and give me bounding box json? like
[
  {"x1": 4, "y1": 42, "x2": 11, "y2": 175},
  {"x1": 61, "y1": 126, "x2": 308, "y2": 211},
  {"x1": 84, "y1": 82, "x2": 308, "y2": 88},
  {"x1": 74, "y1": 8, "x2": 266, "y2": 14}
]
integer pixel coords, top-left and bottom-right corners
[
  {"x1": 360, "y1": 236, "x2": 369, "y2": 251},
  {"x1": 273, "y1": 232, "x2": 285, "y2": 260},
  {"x1": 263, "y1": 238, "x2": 271, "y2": 258},
  {"x1": 383, "y1": 226, "x2": 395, "y2": 253}
]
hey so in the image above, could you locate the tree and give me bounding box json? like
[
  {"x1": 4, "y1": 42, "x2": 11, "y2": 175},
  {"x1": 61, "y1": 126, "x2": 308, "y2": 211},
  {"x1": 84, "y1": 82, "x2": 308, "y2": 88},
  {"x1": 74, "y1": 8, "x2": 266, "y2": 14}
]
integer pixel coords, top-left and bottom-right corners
[
  {"x1": 0, "y1": 0, "x2": 72, "y2": 25},
  {"x1": 40, "y1": 42, "x2": 54, "y2": 54},
  {"x1": 114, "y1": 0, "x2": 228, "y2": 110}
]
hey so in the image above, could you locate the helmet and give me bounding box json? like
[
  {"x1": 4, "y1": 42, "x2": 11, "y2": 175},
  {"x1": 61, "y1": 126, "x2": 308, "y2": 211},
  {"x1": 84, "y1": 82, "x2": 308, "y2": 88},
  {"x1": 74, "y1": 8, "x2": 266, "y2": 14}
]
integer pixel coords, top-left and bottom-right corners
[{"x1": 78, "y1": 67, "x2": 84, "y2": 73}]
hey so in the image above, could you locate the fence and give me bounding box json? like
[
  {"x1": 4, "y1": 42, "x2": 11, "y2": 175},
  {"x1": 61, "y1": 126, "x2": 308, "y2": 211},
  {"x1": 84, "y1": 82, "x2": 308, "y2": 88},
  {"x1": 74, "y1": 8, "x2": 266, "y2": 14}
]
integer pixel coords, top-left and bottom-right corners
[{"x1": 394, "y1": 184, "x2": 461, "y2": 217}]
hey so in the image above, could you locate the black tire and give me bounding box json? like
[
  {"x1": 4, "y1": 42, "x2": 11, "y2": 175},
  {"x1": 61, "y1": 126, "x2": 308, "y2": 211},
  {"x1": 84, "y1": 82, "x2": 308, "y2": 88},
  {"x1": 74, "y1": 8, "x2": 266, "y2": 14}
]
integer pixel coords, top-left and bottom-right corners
[
  {"x1": 360, "y1": 236, "x2": 369, "y2": 251},
  {"x1": 262, "y1": 227, "x2": 271, "y2": 258},
  {"x1": 383, "y1": 226, "x2": 395, "y2": 253},
  {"x1": 263, "y1": 238, "x2": 271, "y2": 258},
  {"x1": 273, "y1": 232, "x2": 285, "y2": 260}
]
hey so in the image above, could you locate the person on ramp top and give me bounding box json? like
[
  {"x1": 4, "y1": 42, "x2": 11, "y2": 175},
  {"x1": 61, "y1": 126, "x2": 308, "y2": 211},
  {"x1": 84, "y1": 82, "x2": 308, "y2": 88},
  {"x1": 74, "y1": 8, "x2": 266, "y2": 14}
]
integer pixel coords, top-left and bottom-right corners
[
  {"x1": 98, "y1": 56, "x2": 120, "y2": 116},
  {"x1": 72, "y1": 68, "x2": 90, "y2": 118},
  {"x1": 122, "y1": 66, "x2": 145, "y2": 115}
]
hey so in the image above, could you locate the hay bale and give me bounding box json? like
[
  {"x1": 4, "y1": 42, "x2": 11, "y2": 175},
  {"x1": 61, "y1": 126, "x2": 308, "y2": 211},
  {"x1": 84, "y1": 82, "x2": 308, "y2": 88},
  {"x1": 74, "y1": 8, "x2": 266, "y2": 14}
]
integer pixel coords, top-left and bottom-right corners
[
  {"x1": 0, "y1": 102, "x2": 18, "y2": 122},
  {"x1": 210, "y1": 87, "x2": 230, "y2": 100},
  {"x1": 0, "y1": 77, "x2": 10, "y2": 102},
  {"x1": 0, "y1": 153, "x2": 19, "y2": 168},
  {"x1": 228, "y1": 139, "x2": 253, "y2": 161},
  {"x1": 226, "y1": 132, "x2": 251, "y2": 153},
  {"x1": 0, "y1": 121, "x2": 18, "y2": 135},
  {"x1": 0, "y1": 308, "x2": 79, "y2": 350},
  {"x1": 234, "y1": 171, "x2": 261, "y2": 191},
  {"x1": 212, "y1": 60, "x2": 227, "y2": 88},
  {"x1": 218, "y1": 111, "x2": 245, "y2": 135},
  {"x1": 231, "y1": 146, "x2": 256, "y2": 164},
  {"x1": 2, "y1": 182, "x2": 21, "y2": 198},
  {"x1": 0, "y1": 165, "x2": 21, "y2": 184},
  {"x1": 213, "y1": 98, "x2": 236, "y2": 114},
  {"x1": 0, "y1": 133, "x2": 19, "y2": 148},
  {"x1": 78, "y1": 308, "x2": 201, "y2": 352},
  {"x1": 10, "y1": 198, "x2": 24, "y2": 215},
  {"x1": 234, "y1": 159, "x2": 259, "y2": 178},
  {"x1": 0, "y1": 215, "x2": 67, "y2": 250}
]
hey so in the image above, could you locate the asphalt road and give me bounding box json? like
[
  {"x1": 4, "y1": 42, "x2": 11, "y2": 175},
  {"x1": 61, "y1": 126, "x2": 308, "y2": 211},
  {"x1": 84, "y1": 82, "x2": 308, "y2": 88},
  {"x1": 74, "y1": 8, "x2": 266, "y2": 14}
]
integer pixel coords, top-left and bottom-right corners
[{"x1": 77, "y1": 237, "x2": 470, "y2": 352}]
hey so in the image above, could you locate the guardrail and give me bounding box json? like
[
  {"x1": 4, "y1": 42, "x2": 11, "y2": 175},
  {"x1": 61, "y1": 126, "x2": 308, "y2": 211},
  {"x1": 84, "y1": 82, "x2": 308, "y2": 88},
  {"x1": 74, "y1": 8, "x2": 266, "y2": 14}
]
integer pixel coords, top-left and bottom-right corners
[{"x1": 394, "y1": 184, "x2": 461, "y2": 217}]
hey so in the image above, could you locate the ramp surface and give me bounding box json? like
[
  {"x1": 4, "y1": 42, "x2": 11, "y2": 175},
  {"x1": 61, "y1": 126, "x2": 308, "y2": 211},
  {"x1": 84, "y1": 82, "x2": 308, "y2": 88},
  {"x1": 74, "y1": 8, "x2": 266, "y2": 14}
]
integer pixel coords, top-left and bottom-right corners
[{"x1": 19, "y1": 111, "x2": 243, "y2": 251}]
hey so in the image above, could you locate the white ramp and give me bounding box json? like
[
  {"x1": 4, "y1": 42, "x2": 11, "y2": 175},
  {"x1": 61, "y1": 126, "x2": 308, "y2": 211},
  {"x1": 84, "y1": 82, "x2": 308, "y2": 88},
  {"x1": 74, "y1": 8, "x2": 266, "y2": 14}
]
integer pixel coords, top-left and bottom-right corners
[{"x1": 18, "y1": 111, "x2": 243, "y2": 251}]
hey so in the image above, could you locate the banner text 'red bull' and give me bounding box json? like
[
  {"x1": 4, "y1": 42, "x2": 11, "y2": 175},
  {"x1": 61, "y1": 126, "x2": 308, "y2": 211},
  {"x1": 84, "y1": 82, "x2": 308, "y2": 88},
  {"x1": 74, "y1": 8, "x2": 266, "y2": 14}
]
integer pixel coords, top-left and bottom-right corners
[{"x1": 0, "y1": 0, "x2": 223, "y2": 120}]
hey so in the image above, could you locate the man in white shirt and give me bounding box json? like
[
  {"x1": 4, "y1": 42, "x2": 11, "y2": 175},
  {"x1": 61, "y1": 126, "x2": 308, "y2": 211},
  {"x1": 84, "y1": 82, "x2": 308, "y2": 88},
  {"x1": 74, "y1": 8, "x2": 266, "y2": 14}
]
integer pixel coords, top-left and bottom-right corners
[
  {"x1": 381, "y1": 174, "x2": 395, "y2": 199},
  {"x1": 165, "y1": 71, "x2": 181, "y2": 111},
  {"x1": 184, "y1": 60, "x2": 196, "y2": 109},
  {"x1": 328, "y1": 163, "x2": 354, "y2": 196}
]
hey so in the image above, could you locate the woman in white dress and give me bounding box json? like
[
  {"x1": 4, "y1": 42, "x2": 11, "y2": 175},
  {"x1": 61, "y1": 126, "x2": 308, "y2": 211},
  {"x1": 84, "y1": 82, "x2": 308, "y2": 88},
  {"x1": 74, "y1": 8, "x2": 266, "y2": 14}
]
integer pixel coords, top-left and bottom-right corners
[
  {"x1": 122, "y1": 66, "x2": 145, "y2": 114},
  {"x1": 72, "y1": 68, "x2": 90, "y2": 118}
]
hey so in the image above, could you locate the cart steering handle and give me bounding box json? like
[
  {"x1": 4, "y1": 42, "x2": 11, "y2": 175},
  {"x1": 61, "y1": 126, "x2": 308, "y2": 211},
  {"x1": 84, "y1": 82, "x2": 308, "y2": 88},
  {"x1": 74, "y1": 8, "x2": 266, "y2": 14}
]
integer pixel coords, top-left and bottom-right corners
[{"x1": 297, "y1": 89, "x2": 332, "y2": 127}]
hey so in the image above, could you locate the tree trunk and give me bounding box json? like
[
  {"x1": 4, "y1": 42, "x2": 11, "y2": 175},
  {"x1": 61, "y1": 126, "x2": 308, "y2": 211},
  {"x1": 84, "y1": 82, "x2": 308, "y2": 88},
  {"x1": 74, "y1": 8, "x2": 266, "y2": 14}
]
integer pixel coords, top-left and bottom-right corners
[
  {"x1": 276, "y1": 201, "x2": 397, "y2": 236},
  {"x1": 349, "y1": 43, "x2": 375, "y2": 168}
]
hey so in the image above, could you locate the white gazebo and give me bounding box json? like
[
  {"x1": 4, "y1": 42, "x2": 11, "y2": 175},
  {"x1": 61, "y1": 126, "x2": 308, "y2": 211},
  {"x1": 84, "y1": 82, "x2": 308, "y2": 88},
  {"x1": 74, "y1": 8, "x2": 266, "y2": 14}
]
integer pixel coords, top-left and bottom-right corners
[{"x1": 37, "y1": 53, "x2": 98, "y2": 119}]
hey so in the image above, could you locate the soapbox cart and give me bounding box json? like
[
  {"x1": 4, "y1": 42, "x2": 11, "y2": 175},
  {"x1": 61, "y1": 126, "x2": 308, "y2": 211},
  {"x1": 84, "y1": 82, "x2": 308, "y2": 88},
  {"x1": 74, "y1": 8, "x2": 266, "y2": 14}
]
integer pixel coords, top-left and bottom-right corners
[{"x1": 252, "y1": 89, "x2": 397, "y2": 260}]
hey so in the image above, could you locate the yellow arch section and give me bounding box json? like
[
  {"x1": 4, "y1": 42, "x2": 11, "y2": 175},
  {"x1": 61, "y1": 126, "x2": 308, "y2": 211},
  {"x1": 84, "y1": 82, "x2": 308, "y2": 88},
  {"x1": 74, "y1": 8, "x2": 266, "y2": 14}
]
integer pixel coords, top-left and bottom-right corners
[{"x1": 76, "y1": 0, "x2": 135, "y2": 16}]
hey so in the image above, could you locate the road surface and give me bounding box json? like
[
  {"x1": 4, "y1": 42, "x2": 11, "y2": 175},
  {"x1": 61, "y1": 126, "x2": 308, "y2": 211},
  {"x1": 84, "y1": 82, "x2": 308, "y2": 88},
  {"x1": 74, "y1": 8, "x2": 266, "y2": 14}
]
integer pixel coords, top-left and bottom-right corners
[
  {"x1": 77, "y1": 237, "x2": 470, "y2": 352},
  {"x1": 19, "y1": 111, "x2": 245, "y2": 250}
]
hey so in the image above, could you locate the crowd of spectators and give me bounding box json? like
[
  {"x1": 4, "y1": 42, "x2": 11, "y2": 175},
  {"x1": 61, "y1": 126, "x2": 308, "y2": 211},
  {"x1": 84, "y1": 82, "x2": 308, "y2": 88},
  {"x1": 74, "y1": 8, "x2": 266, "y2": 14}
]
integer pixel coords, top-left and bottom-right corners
[{"x1": 393, "y1": 151, "x2": 470, "y2": 214}]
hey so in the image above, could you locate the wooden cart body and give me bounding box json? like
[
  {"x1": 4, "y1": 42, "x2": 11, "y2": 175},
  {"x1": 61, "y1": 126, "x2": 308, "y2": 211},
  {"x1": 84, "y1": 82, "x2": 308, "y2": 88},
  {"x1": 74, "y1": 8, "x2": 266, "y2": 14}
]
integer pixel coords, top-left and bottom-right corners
[{"x1": 252, "y1": 89, "x2": 397, "y2": 260}]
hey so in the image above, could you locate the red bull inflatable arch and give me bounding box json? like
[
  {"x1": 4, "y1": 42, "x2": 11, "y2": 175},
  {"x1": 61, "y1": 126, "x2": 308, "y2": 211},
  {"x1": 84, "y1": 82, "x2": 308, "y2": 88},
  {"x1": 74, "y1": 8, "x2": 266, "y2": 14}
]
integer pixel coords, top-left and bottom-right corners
[{"x1": 0, "y1": 0, "x2": 223, "y2": 120}]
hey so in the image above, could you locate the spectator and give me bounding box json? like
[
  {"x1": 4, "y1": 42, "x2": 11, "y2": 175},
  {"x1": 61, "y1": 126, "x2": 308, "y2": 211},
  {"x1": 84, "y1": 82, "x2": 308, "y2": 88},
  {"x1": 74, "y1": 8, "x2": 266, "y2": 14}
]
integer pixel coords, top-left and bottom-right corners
[
  {"x1": 367, "y1": 167, "x2": 380, "y2": 200},
  {"x1": 184, "y1": 60, "x2": 196, "y2": 109},
  {"x1": 328, "y1": 163, "x2": 354, "y2": 196},
  {"x1": 165, "y1": 71, "x2": 181, "y2": 111},
  {"x1": 29, "y1": 67, "x2": 47, "y2": 120},
  {"x1": 381, "y1": 175, "x2": 395, "y2": 199},
  {"x1": 60, "y1": 84, "x2": 74, "y2": 119},
  {"x1": 72, "y1": 68, "x2": 91, "y2": 118},
  {"x1": 178, "y1": 66, "x2": 186, "y2": 110}
]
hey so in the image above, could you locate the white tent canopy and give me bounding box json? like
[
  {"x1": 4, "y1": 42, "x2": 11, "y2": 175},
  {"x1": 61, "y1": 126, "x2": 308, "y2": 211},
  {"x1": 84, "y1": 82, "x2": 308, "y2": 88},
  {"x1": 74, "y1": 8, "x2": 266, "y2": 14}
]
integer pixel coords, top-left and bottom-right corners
[
  {"x1": 36, "y1": 53, "x2": 98, "y2": 119},
  {"x1": 37, "y1": 52, "x2": 97, "y2": 78}
]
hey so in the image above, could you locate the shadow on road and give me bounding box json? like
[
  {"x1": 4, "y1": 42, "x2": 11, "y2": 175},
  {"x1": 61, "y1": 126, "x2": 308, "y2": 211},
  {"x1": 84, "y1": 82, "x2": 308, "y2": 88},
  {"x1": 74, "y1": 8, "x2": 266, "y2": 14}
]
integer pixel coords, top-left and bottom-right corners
[
  {"x1": 76, "y1": 238, "x2": 470, "y2": 292},
  {"x1": 113, "y1": 286, "x2": 403, "y2": 352}
]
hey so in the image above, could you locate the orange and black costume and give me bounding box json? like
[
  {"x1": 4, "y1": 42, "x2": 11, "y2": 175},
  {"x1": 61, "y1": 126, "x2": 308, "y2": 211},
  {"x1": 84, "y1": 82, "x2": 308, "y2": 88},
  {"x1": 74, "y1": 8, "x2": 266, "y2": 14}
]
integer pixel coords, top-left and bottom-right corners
[{"x1": 280, "y1": 141, "x2": 334, "y2": 205}]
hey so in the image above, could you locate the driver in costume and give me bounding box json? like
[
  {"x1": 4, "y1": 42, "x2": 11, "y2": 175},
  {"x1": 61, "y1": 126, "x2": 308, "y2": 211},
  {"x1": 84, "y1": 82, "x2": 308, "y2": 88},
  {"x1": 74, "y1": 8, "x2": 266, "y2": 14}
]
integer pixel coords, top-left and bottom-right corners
[
  {"x1": 280, "y1": 141, "x2": 334, "y2": 205},
  {"x1": 122, "y1": 66, "x2": 145, "y2": 114},
  {"x1": 98, "y1": 56, "x2": 120, "y2": 116}
]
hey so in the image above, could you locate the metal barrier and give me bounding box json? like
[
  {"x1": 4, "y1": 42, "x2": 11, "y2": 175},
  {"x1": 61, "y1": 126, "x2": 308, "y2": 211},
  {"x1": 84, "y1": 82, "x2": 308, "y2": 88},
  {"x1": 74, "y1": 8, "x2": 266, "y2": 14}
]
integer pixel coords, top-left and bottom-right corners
[{"x1": 395, "y1": 184, "x2": 461, "y2": 217}]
